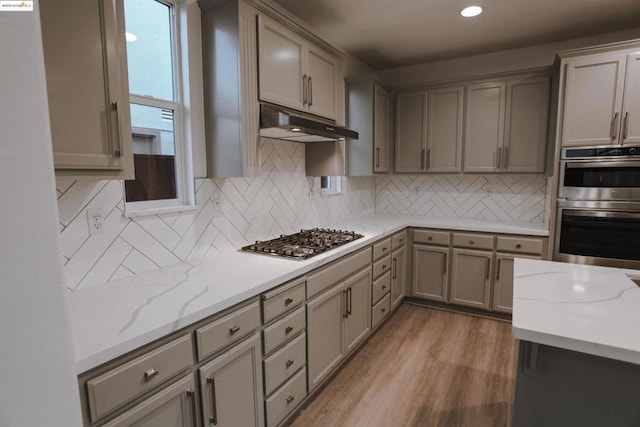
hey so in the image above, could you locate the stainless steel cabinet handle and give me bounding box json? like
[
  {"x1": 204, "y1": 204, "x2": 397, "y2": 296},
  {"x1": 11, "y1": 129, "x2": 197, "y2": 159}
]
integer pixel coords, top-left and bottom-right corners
[
  {"x1": 186, "y1": 389, "x2": 197, "y2": 427},
  {"x1": 229, "y1": 325, "x2": 240, "y2": 334},
  {"x1": 285, "y1": 359, "x2": 294, "y2": 368},
  {"x1": 611, "y1": 112, "x2": 620, "y2": 140},
  {"x1": 382, "y1": 264, "x2": 387, "y2": 270},
  {"x1": 496, "y1": 258, "x2": 502, "y2": 280},
  {"x1": 485, "y1": 258, "x2": 490, "y2": 280},
  {"x1": 286, "y1": 395, "x2": 295, "y2": 404},
  {"x1": 343, "y1": 289, "x2": 349, "y2": 318},
  {"x1": 284, "y1": 297, "x2": 294, "y2": 306},
  {"x1": 382, "y1": 285, "x2": 387, "y2": 290},
  {"x1": 392, "y1": 258, "x2": 397, "y2": 280},
  {"x1": 503, "y1": 147, "x2": 509, "y2": 169},
  {"x1": 144, "y1": 368, "x2": 159, "y2": 379},
  {"x1": 110, "y1": 102, "x2": 122, "y2": 158},
  {"x1": 623, "y1": 112, "x2": 630, "y2": 140},
  {"x1": 442, "y1": 253, "x2": 447, "y2": 274},
  {"x1": 376, "y1": 147, "x2": 380, "y2": 168},
  {"x1": 285, "y1": 326, "x2": 294, "y2": 334},
  {"x1": 348, "y1": 287, "x2": 353, "y2": 317},
  {"x1": 302, "y1": 75, "x2": 308, "y2": 105},
  {"x1": 207, "y1": 378, "x2": 218, "y2": 425},
  {"x1": 308, "y1": 76, "x2": 312, "y2": 106},
  {"x1": 421, "y1": 149, "x2": 426, "y2": 170}
]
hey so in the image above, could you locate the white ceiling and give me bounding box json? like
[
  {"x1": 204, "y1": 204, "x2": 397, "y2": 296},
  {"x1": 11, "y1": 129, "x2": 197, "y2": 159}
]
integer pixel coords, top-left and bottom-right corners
[{"x1": 271, "y1": 0, "x2": 640, "y2": 70}]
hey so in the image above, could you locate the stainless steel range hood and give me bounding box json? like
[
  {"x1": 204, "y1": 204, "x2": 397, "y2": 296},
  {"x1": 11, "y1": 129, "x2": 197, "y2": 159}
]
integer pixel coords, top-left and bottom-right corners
[{"x1": 259, "y1": 104, "x2": 359, "y2": 142}]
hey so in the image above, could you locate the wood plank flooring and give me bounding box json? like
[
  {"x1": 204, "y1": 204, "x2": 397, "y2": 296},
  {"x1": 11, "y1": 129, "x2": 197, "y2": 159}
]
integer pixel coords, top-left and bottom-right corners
[{"x1": 290, "y1": 304, "x2": 517, "y2": 427}]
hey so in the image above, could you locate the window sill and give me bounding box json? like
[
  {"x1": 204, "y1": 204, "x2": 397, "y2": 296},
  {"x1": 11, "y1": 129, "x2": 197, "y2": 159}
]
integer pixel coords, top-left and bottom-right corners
[{"x1": 124, "y1": 204, "x2": 198, "y2": 218}]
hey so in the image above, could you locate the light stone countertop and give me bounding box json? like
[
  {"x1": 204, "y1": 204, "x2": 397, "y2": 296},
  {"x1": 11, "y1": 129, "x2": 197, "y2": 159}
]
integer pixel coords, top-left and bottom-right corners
[
  {"x1": 513, "y1": 258, "x2": 640, "y2": 365},
  {"x1": 67, "y1": 214, "x2": 548, "y2": 374}
]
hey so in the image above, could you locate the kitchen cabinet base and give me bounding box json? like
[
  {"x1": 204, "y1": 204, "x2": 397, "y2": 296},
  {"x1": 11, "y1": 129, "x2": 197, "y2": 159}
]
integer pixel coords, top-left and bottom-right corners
[{"x1": 403, "y1": 297, "x2": 512, "y2": 322}]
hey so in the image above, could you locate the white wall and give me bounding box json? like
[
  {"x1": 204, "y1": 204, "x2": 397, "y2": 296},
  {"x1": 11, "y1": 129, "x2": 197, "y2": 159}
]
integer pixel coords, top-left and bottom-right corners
[{"x1": 0, "y1": 3, "x2": 82, "y2": 426}]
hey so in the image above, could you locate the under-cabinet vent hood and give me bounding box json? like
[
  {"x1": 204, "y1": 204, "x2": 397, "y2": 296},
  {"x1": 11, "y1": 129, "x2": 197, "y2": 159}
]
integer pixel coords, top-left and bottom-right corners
[{"x1": 259, "y1": 104, "x2": 358, "y2": 142}]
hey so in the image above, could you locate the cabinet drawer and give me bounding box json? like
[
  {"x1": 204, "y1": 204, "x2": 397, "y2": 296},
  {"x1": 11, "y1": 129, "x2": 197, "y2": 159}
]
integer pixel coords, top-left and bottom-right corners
[
  {"x1": 452, "y1": 232, "x2": 494, "y2": 250},
  {"x1": 372, "y1": 293, "x2": 391, "y2": 329},
  {"x1": 413, "y1": 229, "x2": 450, "y2": 246},
  {"x1": 196, "y1": 301, "x2": 260, "y2": 361},
  {"x1": 372, "y1": 254, "x2": 391, "y2": 279},
  {"x1": 266, "y1": 367, "x2": 307, "y2": 427},
  {"x1": 87, "y1": 335, "x2": 193, "y2": 422},
  {"x1": 263, "y1": 305, "x2": 306, "y2": 355},
  {"x1": 372, "y1": 237, "x2": 392, "y2": 260},
  {"x1": 372, "y1": 270, "x2": 391, "y2": 305},
  {"x1": 307, "y1": 248, "x2": 370, "y2": 298},
  {"x1": 392, "y1": 231, "x2": 407, "y2": 249},
  {"x1": 264, "y1": 333, "x2": 307, "y2": 396},
  {"x1": 262, "y1": 280, "x2": 305, "y2": 324},
  {"x1": 496, "y1": 236, "x2": 544, "y2": 255}
]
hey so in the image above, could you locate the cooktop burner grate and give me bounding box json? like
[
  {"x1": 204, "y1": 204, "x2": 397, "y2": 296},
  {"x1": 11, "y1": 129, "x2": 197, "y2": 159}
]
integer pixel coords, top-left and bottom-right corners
[{"x1": 241, "y1": 228, "x2": 364, "y2": 260}]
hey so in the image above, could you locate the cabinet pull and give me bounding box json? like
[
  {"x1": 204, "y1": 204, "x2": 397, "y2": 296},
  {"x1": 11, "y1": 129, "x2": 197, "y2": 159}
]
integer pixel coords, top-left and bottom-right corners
[
  {"x1": 382, "y1": 285, "x2": 387, "y2": 290},
  {"x1": 503, "y1": 147, "x2": 509, "y2": 169},
  {"x1": 469, "y1": 240, "x2": 475, "y2": 245},
  {"x1": 110, "y1": 102, "x2": 122, "y2": 158},
  {"x1": 496, "y1": 258, "x2": 501, "y2": 280},
  {"x1": 442, "y1": 253, "x2": 447, "y2": 274},
  {"x1": 376, "y1": 147, "x2": 380, "y2": 168},
  {"x1": 348, "y1": 287, "x2": 353, "y2": 317},
  {"x1": 229, "y1": 325, "x2": 240, "y2": 334},
  {"x1": 284, "y1": 297, "x2": 294, "y2": 306},
  {"x1": 392, "y1": 258, "x2": 397, "y2": 280},
  {"x1": 186, "y1": 389, "x2": 197, "y2": 427},
  {"x1": 286, "y1": 395, "x2": 295, "y2": 404},
  {"x1": 144, "y1": 368, "x2": 159, "y2": 380},
  {"x1": 611, "y1": 112, "x2": 620, "y2": 140},
  {"x1": 421, "y1": 149, "x2": 426, "y2": 170},
  {"x1": 381, "y1": 308, "x2": 386, "y2": 314},
  {"x1": 302, "y1": 75, "x2": 308, "y2": 105},
  {"x1": 382, "y1": 264, "x2": 387, "y2": 270},
  {"x1": 427, "y1": 236, "x2": 433, "y2": 241},
  {"x1": 207, "y1": 378, "x2": 218, "y2": 425},
  {"x1": 308, "y1": 76, "x2": 313, "y2": 106},
  {"x1": 285, "y1": 326, "x2": 294, "y2": 334},
  {"x1": 343, "y1": 289, "x2": 349, "y2": 318},
  {"x1": 285, "y1": 359, "x2": 294, "y2": 368},
  {"x1": 623, "y1": 112, "x2": 630, "y2": 140},
  {"x1": 515, "y1": 244, "x2": 522, "y2": 249},
  {"x1": 485, "y1": 258, "x2": 490, "y2": 280}
]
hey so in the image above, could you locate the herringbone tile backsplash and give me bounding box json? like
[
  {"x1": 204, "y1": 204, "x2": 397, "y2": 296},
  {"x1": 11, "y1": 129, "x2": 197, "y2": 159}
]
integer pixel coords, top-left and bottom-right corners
[{"x1": 57, "y1": 138, "x2": 550, "y2": 290}]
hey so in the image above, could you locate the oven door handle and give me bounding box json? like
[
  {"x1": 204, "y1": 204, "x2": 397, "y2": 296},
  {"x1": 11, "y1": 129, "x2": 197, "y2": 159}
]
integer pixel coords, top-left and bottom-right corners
[
  {"x1": 564, "y1": 161, "x2": 640, "y2": 169},
  {"x1": 563, "y1": 210, "x2": 640, "y2": 220}
]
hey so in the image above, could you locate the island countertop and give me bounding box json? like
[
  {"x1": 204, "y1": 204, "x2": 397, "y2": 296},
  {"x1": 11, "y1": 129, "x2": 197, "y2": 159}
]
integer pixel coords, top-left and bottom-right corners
[{"x1": 512, "y1": 258, "x2": 640, "y2": 365}]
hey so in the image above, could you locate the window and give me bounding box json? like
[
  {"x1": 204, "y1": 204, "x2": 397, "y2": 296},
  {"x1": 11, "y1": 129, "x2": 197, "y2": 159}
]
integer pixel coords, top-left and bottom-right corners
[
  {"x1": 123, "y1": 0, "x2": 194, "y2": 214},
  {"x1": 320, "y1": 176, "x2": 342, "y2": 195}
]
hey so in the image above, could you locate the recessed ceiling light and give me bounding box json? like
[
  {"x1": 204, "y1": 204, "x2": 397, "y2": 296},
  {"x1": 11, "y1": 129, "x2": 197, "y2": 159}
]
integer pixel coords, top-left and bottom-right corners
[
  {"x1": 460, "y1": 5, "x2": 483, "y2": 17},
  {"x1": 125, "y1": 32, "x2": 137, "y2": 42}
]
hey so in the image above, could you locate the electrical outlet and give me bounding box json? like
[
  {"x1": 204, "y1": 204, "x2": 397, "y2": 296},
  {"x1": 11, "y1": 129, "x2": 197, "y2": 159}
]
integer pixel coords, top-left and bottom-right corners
[{"x1": 87, "y1": 209, "x2": 105, "y2": 235}]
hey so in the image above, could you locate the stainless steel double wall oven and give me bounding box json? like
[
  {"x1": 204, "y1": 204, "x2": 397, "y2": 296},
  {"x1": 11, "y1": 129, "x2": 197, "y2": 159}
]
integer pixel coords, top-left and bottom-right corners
[{"x1": 555, "y1": 145, "x2": 640, "y2": 269}]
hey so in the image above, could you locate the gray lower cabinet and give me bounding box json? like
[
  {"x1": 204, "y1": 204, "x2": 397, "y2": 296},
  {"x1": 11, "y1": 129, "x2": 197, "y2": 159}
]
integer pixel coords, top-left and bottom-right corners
[
  {"x1": 307, "y1": 267, "x2": 371, "y2": 391},
  {"x1": 450, "y1": 248, "x2": 493, "y2": 310},
  {"x1": 198, "y1": 333, "x2": 264, "y2": 427},
  {"x1": 390, "y1": 246, "x2": 406, "y2": 310},
  {"x1": 412, "y1": 245, "x2": 449, "y2": 302},
  {"x1": 493, "y1": 253, "x2": 541, "y2": 314},
  {"x1": 103, "y1": 375, "x2": 197, "y2": 427}
]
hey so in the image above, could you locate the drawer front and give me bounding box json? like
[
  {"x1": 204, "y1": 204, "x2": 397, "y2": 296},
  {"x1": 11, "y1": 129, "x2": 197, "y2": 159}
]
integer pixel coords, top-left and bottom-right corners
[
  {"x1": 391, "y1": 231, "x2": 407, "y2": 250},
  {"x1": 307, "y1": 248, "x2": 370, "y2": 298},
  {"x1": 196, "y1": 301, "x2": 260, "y2": 361},
  {"x1": 266, "y1": 367, "x2": 307, "y2": 427},
  {"x1": 263, "y1": 305, "x2": 306, "y2": 355},
  {"x1": 413, "y1": 229, "x2": 450, "y2": 246},
  {"x1": 372, "y1": 237, "x2": 392, "y2": 260},
  {"x1": 372, "y1": 293, "x2": 391, "y2": 329},
  {"x1": 263, "y1": 281, "x2": 305, "y2": 324},
  {"x1": 264, "y1": 333, "x2": 307, "y2": 396},
  {"x1": 372, "y1": 270, "x2": 391, "y2": 305},
  {"x1": 496, "y1": 236, "x2": 544, "y2": 255},
  {"x1": 372, "y1": 254, "x2": 391, "y2": 279},
  {"x1": 87, "y1": 335, "x2": 193, "y2": 422},
  {"x1": 452, "y1": 232, "x2": 494, "y2": 250}
]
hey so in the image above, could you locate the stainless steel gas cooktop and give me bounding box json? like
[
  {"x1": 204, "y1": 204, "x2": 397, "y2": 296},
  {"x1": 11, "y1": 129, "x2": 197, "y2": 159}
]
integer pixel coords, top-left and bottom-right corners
[{"x1": 241, "y1": 228, "x2": 364, "y2": 260}]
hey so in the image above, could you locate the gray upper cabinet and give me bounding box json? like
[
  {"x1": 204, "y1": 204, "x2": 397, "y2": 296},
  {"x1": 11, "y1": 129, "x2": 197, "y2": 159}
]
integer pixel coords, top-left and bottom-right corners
[
  {"x1": 427, "y1": 86, "x2": 464, "y2": 172},
  {"x1": 40, "y1": 0, "x2": 133, "y2": 179},
  {"x1": 258, "y1": 15, "x2": 339, "y2": 121},
  {"x1": 395, "y1": 91, "x2": 427, "y2": 172},
  {"x1": 463, "y1": 82, "x2": 506, "y2": 173},
  {"x1": 622, "y1": 53, "x2": 640, "y2": 145},
  {"x1": 346, "y1": 77, "x2": 390, "y2": 175}
]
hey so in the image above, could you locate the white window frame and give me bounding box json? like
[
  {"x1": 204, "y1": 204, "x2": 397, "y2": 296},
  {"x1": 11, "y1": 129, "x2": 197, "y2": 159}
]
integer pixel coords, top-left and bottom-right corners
[
  {"x1": 319, "y1": 175, "x2": 343, "y2": 196},
  {"x1": 124, "y1": 0, "x2": 195, "y2": 217}
]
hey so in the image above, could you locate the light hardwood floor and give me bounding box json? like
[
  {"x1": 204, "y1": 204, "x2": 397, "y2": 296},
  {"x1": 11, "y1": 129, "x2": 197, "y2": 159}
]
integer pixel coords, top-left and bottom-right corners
[{"x1": 290, "y1": 304, "x2": 517, "y2": 427}]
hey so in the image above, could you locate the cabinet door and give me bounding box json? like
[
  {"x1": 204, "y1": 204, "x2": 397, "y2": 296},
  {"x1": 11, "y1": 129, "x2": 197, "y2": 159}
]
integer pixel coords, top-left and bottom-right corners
[
  {"x1": 395, "y1": 91, "x2": 427, "y2": 172},
  {"x1": 199, "y1": 334, "x2": 264, "y2": 427},
  {"x1": 391, "y1": 247, "x2": 406, "y2": 310},
  {"x1": 493, "y1": 253, "x2": 541, "y2": 314},
  {"x1": 258, "y1": 15, "x2": 305, "y2": 112},
  {"x1": 40, "y1": 0, "x2": 133, "y2": 178},
  {"x1": 622, "y1": 53, "x2": 640, "y2": 145},
  {"x1": 412, "y1": 245, "x2": 449, "y2": 302},
  {"x1": 464, "y1": 82, "x2": 506, "y2": 172},
  {"x1": 103, "y1": 376, "x2": 197, "y2": 427},
  {"x1": 562, "y1": 54, "x2": 627, "y2": 146},
  {"x1": 306, "y1": 43, "x2": 339, "y2": 120},
  {"x1": 343, "y1": 268, "x2": 372, "y2": 354},
  {"x1": 374, "y1": 84, "x2": 391, "y2": 172},
  {"x1": 450, "y1": 249, "x2": 493, "y2": 309},
  {"x1": 503, "y1": 77, "x2": 550, "y2": 173},
  {"x1": 307, "y1": 283, "x2": 345, "y2": 391},
  {"x1": 427, "y1": 87, "x2": 463, "y2": 172}
]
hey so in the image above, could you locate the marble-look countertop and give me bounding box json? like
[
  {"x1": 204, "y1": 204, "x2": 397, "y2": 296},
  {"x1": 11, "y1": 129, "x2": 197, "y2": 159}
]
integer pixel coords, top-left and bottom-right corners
[
  {"x1": 67, "y1": 214, "x2": 548, "y2": 374},
  {"x1": 513, "y1": 258, "x2": 640, "y2": 365}
]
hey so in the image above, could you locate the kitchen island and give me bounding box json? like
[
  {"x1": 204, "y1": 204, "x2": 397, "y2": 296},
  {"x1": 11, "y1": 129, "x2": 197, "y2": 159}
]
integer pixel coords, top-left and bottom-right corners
[{"x1": 512, "y1": 259, "x2": 640, "y2": 427}]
